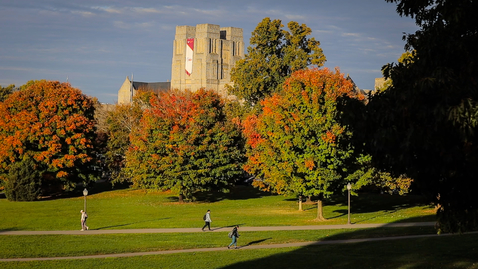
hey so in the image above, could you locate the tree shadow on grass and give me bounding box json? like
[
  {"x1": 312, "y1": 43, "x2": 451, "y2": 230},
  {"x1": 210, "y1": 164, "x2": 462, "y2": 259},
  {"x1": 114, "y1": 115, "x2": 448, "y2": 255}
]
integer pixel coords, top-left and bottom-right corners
[
  {"x1": 219, "y1": 216, "x2": 478, "y2": 269},
  {"x1": 94, "y1": 218, "x2": 171, "y2": 230},
  {"x1": 33, "y1": 182, "x2": 272, "y2": 203},
  {"x1": 210, "y1": 223, "x2": 247, "y2": 231},
  {"x1": 0, "y1": 227, "x2": 22, "y2": 233},
  {"x1": 326, "y1": 211, "x2": 347, "y2": 220},
  {"x1": 350, "y1": 192, "x2": 432, "y2": 212},
  {"x1": 331, "y1": 191, "x2": 431, "y2": 209},
  {"x1": 166, "y1": 185, "x2": 274, "y2": 203},
  {"x1": 35, "y1": 180, "x2": 132, "y2": 201},
  {"x1": 244, "y1": 238, "x2": 272, "y2": 246},
  {"x1": 329, "y1": 193, "x2": 435, "y2": 224},
  {"x1": 33, "y1": 180, "x2": 115, "y2": 201}
]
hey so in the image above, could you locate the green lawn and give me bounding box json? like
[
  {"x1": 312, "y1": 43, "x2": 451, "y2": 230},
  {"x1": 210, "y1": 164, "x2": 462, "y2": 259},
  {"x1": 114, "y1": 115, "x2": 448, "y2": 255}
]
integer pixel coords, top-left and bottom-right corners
[
  {"x1": 2, "y1": 185, "x2": 463, "y2": 268},
  {"x1": 0, "y1": 185, "x2": 435, "y2": 231},
  {"x1": 0, "y1": 227, "x2": 436, "y2": 259},
  {"x1": 1, "y1": 233, "x2": 477, "y2": 269}
]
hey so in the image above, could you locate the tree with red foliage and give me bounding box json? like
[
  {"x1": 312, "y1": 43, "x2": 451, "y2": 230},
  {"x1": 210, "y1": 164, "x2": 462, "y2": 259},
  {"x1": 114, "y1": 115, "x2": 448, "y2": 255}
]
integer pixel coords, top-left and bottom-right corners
[
  {"x1": 0, "y1": 80, "x2": 97, "y2": 200},
  {"x1": 123, "y1": 89, "x2": 244, "y2": 202}
]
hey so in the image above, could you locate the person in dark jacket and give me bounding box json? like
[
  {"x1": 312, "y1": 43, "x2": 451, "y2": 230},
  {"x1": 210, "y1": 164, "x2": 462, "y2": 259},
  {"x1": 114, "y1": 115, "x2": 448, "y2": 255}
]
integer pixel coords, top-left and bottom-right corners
[{"x1": 228, "y1": 225, "x2": 240, "y2": 249}]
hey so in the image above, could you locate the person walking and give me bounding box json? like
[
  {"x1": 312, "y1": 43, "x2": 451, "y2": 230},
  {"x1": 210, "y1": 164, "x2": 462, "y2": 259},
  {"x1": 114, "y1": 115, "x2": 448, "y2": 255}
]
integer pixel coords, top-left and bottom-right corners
[
  {"x1": 80, "y1": 210, "x2": 89, "y2": 231},
  {"x1": 202, "y1": 210, "x2": 212, "y2": 231},
  {"x1": 228, "y1": 225, "x2": 240, "y2": 249}
]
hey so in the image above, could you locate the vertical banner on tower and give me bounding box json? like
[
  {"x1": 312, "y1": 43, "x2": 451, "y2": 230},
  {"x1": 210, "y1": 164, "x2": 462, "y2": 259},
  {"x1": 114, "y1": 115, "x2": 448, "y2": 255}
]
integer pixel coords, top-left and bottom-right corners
[{"x1": 185, "y1": 38, "x2": 194, "y2": 76}]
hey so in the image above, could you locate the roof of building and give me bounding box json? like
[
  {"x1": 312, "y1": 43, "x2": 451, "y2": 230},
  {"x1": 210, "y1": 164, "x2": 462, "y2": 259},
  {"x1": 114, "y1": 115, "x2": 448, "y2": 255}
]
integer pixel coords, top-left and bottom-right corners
[{"x1": 133, "y1": 81, "x2": 171, "y2": 94}]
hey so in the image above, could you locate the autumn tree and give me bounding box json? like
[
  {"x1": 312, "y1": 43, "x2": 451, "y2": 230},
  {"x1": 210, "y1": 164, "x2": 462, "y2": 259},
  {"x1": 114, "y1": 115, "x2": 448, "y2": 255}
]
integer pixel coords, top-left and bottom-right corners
[
  {"x1": 243, "y1": 68, "x2": 365, "y2": 219},
  {"x1": 0, "y1": 80, "x2": 97, "y2": 200},
  {"x1": 123, "y1": 89, "x2": 244, "y2": 202},
  {"x1": 367, "y1": 0, "x2": 478, "y2": 232},
  {"x1": 227, "y1": 18, "x2": 326, "y2": 106}
]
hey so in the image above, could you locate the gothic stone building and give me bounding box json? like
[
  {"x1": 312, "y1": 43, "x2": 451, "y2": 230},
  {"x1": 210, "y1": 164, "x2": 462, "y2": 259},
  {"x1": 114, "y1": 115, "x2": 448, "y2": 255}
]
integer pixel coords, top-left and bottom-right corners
[
  {"x1": 170, "y1": 24, "x2": 244, "y2": 95},
  {"x1": 118, "y1": 23, "x2": 244, "y2": 104},
  {"x1": 117, "y1": 77, "x2": 170, "y2": 104}
]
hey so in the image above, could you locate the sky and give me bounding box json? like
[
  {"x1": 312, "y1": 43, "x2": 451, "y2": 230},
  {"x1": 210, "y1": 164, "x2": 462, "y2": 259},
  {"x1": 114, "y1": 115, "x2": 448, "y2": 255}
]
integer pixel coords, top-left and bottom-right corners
[{"x1": 0, "y1": 0, "x2": 418, "y2": 104}]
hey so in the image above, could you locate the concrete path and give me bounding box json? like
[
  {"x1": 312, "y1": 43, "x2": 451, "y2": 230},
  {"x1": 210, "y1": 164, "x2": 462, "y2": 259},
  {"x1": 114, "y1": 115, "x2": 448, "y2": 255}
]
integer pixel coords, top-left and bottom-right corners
[
  {"x1": 0, "y1": 222, "x2": 442, "y2": 262},
  {"x1": 0, "y1": 222, "x2": 436, "y2": 235}
]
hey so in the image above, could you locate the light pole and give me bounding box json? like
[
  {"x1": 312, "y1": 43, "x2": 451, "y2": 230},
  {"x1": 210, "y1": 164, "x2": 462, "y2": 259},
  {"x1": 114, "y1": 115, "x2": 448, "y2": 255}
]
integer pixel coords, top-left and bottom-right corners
[
  {"x1": 347, "y1": 183, "x2": 352, "y2": 225},
  {"x1": 83, "y1": 188, "x2": 88, "y2": 212}
]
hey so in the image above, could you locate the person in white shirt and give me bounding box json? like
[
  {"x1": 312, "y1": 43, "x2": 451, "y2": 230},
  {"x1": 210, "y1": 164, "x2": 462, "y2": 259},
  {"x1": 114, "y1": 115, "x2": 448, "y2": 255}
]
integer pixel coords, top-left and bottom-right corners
[
  {"x1": 80, "y1": 210, "x2": 89, "y2": 231},
  {"x1": 202, "y1": 210, "x2": 212, "y2": 231}
]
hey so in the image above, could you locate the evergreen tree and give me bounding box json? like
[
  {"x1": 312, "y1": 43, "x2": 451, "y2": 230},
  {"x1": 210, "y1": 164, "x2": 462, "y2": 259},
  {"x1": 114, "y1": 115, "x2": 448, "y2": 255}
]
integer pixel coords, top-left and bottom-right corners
[{"x1": 4, "y1": 156, "x2": 42, "y2": 201}]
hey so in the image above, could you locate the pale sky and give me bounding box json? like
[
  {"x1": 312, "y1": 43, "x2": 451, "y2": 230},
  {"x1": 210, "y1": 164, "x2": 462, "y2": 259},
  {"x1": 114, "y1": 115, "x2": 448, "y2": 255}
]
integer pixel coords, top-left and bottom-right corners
[{"x1": 0, "y1": 0, "x2": 417, "y2": 103}]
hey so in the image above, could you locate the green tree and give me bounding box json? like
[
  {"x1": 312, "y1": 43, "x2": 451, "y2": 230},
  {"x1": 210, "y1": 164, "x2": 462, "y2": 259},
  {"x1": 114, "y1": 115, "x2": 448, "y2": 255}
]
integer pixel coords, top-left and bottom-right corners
[
  {"x1": 0, "y1": 80, "x2": 97, "y2": 200},
  {"x1": 123, "y1": 89, "x2": 244, "y2": 202},
  {"x1": 4, "y1": 156, "x2": 42, "y2": 201},
  {"x1": 375, "y1": 51, "x2": 414, "y2": 93},
  {"x1": 0, "y1": 84, "x2": 15, "y2": 102},
  {"x1": 345, "y1": 154, "x2": 413, "y2": 195},
  {"x1": 367, "y1": 0, "x2": 478, "y2": 232},
  {"x1": 105, "y1": 91, "x2": 151, "y2": 183},
  {"x1": 227, "y1": 18, "x2": 326, "y2": 106},
  {"x1": 243, "y1": 68, "x2": 365, "y2": 219}
]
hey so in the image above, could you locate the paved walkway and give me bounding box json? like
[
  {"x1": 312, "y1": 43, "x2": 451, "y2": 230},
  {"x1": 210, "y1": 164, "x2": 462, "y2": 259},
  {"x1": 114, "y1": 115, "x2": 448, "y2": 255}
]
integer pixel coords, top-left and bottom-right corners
[
  {"x1": 0, "y1": 222, "x2": 436, "y2": 235},
  {"x1": 0, "y1": 222, "x2": 442, "y2": 262}
]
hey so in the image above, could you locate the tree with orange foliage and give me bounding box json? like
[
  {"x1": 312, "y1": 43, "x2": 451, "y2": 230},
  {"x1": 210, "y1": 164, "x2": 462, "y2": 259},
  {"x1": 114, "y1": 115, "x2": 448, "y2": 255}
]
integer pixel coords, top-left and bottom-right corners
[
  {"x1": 243, "y1": 68, "x2": 365, "y2": 219},
  {"x1": 123, "y1": 89, "x2": 244, "y2": 202},
  {"x1": 0, "y1": 80, "x2": 97, "y2": 200}
]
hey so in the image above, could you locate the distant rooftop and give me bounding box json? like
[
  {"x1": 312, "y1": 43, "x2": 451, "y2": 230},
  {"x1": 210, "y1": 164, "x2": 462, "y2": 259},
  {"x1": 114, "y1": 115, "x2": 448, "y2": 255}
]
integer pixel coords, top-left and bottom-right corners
[{"x1": 133, "y1": 81, "x2": 171, "y2": 94}]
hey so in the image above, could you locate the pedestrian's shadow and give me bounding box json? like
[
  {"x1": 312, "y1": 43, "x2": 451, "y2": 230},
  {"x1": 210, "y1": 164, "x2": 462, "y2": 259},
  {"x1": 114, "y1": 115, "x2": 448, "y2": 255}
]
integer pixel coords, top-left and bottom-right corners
[
  {"x1": 94, "y1": 218, "x2": 171, "y2": 230},
  {"x1": 244, "y1": 238, "x2": 272, "y2": 246},
  {"x1": 211, "y1": 223, "x2": 247, "y2": 231}
]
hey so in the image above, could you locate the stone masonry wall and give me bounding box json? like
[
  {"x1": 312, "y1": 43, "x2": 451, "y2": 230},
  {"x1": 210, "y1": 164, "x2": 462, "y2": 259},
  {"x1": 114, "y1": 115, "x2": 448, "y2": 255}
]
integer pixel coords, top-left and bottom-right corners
[{"x1": 170, "y1": 23, "x2": 244, "y2": 96}]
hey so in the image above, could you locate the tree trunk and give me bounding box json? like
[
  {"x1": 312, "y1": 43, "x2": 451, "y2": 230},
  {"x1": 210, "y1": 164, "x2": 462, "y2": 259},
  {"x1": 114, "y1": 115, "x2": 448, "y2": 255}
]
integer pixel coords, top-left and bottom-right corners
[
  {"x1": 306, "y1": 196, "x2": 313, "y2": 204},
  {"x1": 316, "y1": 199, "x2": 325, "y2": 221},
  {"x1": 298, "y1": 195, "x2": 303, "y2": 211},
  {"x1": 178, "y1": 193, "x2": 184, "y2": 203}
]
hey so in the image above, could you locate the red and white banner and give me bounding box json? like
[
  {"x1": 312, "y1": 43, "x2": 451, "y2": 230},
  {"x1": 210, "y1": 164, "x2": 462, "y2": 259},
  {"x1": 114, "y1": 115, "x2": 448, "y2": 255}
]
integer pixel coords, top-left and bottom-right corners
[{"x1": 185, "y1": 38, "x2": 194, "y2": 76}]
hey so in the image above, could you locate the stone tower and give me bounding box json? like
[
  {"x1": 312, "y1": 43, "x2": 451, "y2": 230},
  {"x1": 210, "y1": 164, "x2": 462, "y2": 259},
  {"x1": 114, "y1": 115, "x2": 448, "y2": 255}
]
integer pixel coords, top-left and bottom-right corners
[{"x1": 170, "y1": 24, "x2": 244, "y2": 95}]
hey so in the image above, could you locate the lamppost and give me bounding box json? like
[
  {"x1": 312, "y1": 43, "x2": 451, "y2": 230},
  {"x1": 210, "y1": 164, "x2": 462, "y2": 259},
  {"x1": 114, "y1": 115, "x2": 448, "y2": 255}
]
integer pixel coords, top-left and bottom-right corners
[
  {"x1": 83, "y1": 188, "x2": 88, "y2": 212},
  {"x1": 347, "y1": 183, "x2": 352, "y2": 225}
]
